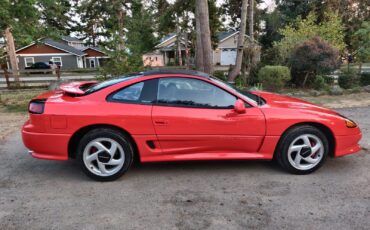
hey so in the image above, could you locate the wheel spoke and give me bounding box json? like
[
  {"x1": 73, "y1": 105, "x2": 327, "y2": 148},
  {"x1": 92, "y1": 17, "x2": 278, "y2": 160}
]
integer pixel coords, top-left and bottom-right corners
[
  {"x1": 109, "y1": 142, "x2": 118, "y2": 156},
  {"x1": 289, "y1": 145, "x2": 305, "y2": 153},
  {"x1": 303, "y1": 156, "x2": 320, "y2": 164},
  {"x1": 302, "y1": 135, "x2": 311, "y2": 147},
  {"x1": 107, "y1": 158, "x2": 124, "y2": 166},
  {"x1": 93, "y1": 141, "x2": 110, "y2": 153},
  {"x1": 311, "y1": 143, "x2": 322, "y2": 153},
  {"x1": 85, "y1": 151, "x2": 100, "y2": 163},
  {"x1": 294, "y1": 154, "x2": 302, "y2": 166},
  {"x1": 97, "y1": 161, "x2": 109, "y2": 174}
]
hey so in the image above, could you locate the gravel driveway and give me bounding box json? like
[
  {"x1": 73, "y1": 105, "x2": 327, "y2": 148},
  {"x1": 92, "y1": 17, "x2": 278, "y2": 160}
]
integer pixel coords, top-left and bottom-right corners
[{"x1": 0, "y1": 107, "x2": 369, "y2": 230}]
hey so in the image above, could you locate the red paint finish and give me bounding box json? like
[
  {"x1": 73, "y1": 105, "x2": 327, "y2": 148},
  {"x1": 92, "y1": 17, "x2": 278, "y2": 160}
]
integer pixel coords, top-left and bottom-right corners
[{"x1": 22, "y1": 74, "x2": 362, "y2": 164}]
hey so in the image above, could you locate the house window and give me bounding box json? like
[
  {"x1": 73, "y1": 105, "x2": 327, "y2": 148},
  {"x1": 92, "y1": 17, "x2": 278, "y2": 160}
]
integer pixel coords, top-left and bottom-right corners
[
  {"x1": 51, "y1": 57, "x2": 62, "y2": 66},
  {"x1": 90, "y1": 59, "x2": 96, "y2": 68},
  {"x1": 24, "y1": 57, "x2": 34, "y2": 68}
]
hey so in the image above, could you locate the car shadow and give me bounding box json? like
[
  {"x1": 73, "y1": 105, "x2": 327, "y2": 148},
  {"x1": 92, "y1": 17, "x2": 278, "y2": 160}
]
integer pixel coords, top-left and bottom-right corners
[{"x1": 15, "y1": 150, "x2": 367, "y2": 182}]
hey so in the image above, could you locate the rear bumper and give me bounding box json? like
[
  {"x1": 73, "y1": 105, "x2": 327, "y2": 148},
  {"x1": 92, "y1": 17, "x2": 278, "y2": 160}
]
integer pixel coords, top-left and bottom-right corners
[
  {"x1": 22, "y1": 129, "x2": 70, "y2": 161},
  {"x1": 335, "y1": 132, "x2": 362, "y2": 157}
]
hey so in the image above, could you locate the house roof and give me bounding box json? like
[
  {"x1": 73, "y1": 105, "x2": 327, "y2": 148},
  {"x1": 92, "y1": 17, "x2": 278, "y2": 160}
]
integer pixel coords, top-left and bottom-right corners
[
  {"x1": 40, "y1": 39, "x2": 86, "y2": 56},
  {"x1": 62, "y1": 36, "x2": 83, "y2": 43},
  {"x1": 217, "y1": 31, "x2": 239, "y2": 42},
  {"x1": 159, "y1": 33, "x2": 176, "y2": 43},
  {"x1": 82, "y1": 46, "x2": 104, "y2": 53}
]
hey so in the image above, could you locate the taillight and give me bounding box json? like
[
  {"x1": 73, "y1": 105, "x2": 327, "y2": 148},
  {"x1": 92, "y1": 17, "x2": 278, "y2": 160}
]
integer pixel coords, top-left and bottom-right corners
[{"x1": 29, "y1": 100, "x2": 46, "y2": 114}]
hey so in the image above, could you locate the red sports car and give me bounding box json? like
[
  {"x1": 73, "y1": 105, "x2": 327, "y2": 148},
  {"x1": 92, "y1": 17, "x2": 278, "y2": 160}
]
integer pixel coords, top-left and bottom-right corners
[{"x1": 22, "y1": 69, "x2": 362, "y2": 181}]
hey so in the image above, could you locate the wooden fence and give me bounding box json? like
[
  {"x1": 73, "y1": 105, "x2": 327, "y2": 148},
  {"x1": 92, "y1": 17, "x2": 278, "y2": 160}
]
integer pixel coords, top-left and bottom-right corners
[{"x1": 0, "y1": 68, "x2": 99, "y2": 89}]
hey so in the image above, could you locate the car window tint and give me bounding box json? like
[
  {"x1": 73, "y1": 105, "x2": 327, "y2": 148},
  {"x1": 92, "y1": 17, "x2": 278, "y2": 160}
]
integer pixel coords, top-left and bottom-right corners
[
  {"x1": 108, "y1": 79, "x2": 158, "y2": 104},
  {"x1": 111, "y1": 82, "x2": 144, "y2": 101},
  {"x1": 157, "y1": 78, "x2": 236, "y2": 108}
]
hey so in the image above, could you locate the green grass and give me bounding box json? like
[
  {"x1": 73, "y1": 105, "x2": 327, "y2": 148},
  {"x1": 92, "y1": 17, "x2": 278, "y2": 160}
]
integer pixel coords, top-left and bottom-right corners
[{"x1": 0, "y1": 89, "x2": 44, "y2": 113}]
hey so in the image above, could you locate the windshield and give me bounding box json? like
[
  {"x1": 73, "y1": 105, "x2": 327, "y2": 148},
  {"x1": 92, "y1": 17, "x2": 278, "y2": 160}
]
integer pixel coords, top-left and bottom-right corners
[
  {"x1": 84, "y1": 75, "x2": 141, "y2": 94},
  {"x1": 210, "y1": 78, "x2": 262, "y2": 105}
]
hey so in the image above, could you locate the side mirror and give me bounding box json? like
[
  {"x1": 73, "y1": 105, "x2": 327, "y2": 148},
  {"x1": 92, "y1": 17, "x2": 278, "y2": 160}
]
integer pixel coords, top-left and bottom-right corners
[{"x1": 234, "y1": 99, "x2": 246, "y2": 114}]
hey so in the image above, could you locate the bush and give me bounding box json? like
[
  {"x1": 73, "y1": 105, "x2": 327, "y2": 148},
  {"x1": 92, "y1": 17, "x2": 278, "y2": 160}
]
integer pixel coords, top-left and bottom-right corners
[
  {"x1": 360, "y1": 73, "x2": 370, "y2": 86},
  {"x1": 338, "y1": 69, "x2": 360, "y2": 89},
  {"x1": 323, "y1": 75, "x2": 335, "y2": 85},
  {"x1": 213, "y1": 71, "x2": 227, "y2": 81},
  {"x1": 289, "y1": 36, "x2": 340, "y2": 87},
  {"x1": 312, "y1": 75, "x2": 327, "y2": 90},
  {"x1": 257, "y1": 65, "x2": 291, "y2": 91}
]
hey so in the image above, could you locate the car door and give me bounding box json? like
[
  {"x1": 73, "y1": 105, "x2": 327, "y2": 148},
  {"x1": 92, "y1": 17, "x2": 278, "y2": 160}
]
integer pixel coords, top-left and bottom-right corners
[
  {"x1": 152, "y1": 77, "x2": 266, "y2": 159},
  {"x1": 106, "y1": 79, "x2": 161, "y2": 158}
]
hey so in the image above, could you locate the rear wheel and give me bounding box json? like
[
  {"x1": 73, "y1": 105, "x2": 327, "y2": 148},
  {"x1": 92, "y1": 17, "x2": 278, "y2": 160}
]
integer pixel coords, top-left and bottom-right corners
[
  {"x1": 275, "y1": 125, "x2": 329, "y2": 174},
  {"x1": 77, "y1": 128, "x2": 134, "y2": 181}
]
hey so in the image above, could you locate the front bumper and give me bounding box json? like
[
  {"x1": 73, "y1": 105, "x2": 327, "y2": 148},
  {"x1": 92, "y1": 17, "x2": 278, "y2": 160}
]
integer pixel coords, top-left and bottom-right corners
[
  {"x1": 335, "y1": 132, "x2": 362, "y2": 157},
  {"x1": 22, "y1": 129, "x2": 70, "y2": 161}
]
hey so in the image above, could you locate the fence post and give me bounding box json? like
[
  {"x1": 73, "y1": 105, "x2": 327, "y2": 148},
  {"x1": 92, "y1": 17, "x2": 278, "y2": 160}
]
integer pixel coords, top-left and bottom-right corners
[{"x1": 56, "y1": 67, "x2": 61, "y2": 80}]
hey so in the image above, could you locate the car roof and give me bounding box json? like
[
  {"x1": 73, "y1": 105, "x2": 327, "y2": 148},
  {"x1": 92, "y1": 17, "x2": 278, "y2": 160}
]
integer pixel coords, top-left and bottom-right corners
[{"x1": 140, "y1": 68, "x2": 211, "y2": 79}]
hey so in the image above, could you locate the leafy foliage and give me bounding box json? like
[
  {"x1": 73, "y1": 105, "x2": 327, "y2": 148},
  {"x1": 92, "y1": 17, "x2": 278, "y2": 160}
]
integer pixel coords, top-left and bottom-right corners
[
  {"x1": 352, "y1": 22, "x2": 370, "y2": 64},
  {"x1": 360, "y1": 73, "x2": 370, "y2": 86},
  {"x1": 289, "y1": 36, "x2": 340, "y2": 87},
  {"x1": 273, "y1": 12, "x2": 345, "y2": 64},
  {"x1": 338, "y1": 69, "x2": 360, "y2": 89},
  {"x1": 257, "y1": 65, "x2": 291, "y2": 91}
]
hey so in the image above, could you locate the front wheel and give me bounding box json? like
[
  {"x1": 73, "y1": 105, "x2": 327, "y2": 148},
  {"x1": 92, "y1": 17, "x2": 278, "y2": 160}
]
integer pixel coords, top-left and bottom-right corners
[
  {"x1": 77, "y1": 128, "x2": 134, "y2": 181},
  {"x1": 275, "y1": 125, "x2": 329, "y2": 174}
]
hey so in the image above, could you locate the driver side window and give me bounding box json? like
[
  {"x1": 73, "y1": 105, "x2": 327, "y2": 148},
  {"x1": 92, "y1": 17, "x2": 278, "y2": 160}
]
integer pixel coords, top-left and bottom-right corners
[{"x1": 157, "y1": 78, "x2": 236, "y2": 108}]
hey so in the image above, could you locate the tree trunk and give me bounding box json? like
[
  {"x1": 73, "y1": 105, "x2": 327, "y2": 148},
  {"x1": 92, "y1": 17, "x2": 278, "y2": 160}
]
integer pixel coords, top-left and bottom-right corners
[
  {"x1": 117, "y1": 8, "x2": 125, "y2": 51},
  {"x1": 195, "y1": 4, "x2": 204, "y2": 72},
  {"x1": 176, "y1": 16, "x2": 183, "y2": 66},
  {"x1": 303, "y1": 72, "x2": 310, "y2": 87},
  {"x1": 4, "y1": 27, "x2": 19, "y2": 86},
  {"x1": 227, "y1": 0, "x2": 248, "y2": 83},
  {"x1": 248, "y1": 0, "x2": 254, "y2": 41},
  {"x1": 184, "y1": 32, "x2": 190, "y2": 69},
  {"x1": 196, "y1": 0, "x2": 213, "y2": 74}
]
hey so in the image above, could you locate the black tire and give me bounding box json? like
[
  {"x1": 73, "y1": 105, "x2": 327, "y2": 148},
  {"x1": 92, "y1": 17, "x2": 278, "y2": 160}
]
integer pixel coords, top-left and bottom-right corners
[
  {"x1": 77, "y1": 128, "x2": 134, "y2": 181},
  {"x1": 275, "y1": 125, "x2": 329, "y2": 175}
]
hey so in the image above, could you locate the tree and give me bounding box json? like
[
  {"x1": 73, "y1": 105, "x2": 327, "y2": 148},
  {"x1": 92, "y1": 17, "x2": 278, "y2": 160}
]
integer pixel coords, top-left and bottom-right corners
[
  {"x1": 276, "y1": 0, "x2": 314, "y2": 26},
  {"x1": 195, "y1": 0, "x2": 213, "y2": 74},
  {"x1": 289, "y1": 36, "x2": 340, "y2": 87},
  {"x1": 273, "y1": 12, "x2": 345, "y2": 64},
  {"x1": 227, "y1": 0, "x2": 248, "y2": 82},
  {"x1": 352, "y1": 22, "x2": 370, "y2": 73},
  {"x1": 37, "y1": 0, "x2": 75, "y2": 37},
  {"x1": 126, "y1": 1, "x2": 158, "y2": 61}
]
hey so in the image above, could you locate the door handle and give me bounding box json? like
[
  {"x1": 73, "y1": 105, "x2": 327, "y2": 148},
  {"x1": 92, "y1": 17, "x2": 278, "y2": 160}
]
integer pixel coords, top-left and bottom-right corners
[{"x1": 154, "y1": 120, "x2": 169, "y2": 125}]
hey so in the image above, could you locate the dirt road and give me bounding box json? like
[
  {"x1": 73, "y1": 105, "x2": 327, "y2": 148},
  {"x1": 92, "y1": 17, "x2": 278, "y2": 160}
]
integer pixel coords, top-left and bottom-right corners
[{"x1": 0, "y1": 107, "x2": 369, "y2": 230}]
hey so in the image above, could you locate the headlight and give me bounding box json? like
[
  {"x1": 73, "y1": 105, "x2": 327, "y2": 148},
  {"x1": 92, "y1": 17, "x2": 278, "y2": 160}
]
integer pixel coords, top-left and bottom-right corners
[
  {"x1": 338, "y1": 114, "x2": 357, "y2": 128},
  {"x1": 345, "y1": 119, "x2": 357, "y2": 128}
]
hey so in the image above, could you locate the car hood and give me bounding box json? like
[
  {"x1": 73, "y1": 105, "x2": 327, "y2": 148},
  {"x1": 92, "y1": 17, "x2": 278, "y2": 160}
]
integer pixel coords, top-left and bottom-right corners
[{"x1": 254, "y1": 91, "x2": 338, "y2": 115}]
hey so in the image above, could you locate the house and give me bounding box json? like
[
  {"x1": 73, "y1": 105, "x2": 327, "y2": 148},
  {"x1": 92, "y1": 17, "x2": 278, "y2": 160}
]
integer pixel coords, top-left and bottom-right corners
[
  {"x1": 143, "y1": 31, "x2": 244, "y2": 68},
  {"x1": 82, "y1": 47, "x2": 109, "y2": 68},
  {"x1": 213, "y1": 30, "x2": 240, "y2": 66},
  {"x1": 143, "y1": 33, "x2": 190, "y2": 67},
  {"x1": 14, "y1": 36, "x2": 109, "y2": 69},
  {"x1": 142, "y1": 51, "x2": 164, "y2": 67}
]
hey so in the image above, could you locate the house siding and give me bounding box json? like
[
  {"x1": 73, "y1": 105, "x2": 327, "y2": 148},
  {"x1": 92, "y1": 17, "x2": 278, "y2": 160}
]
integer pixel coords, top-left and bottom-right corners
[
  {"x1": 18, "y1": 55, "x2": 78, "y2": 69},
  {"x1": 213, "y1": 34, "x2": 238, "y2": 65}
]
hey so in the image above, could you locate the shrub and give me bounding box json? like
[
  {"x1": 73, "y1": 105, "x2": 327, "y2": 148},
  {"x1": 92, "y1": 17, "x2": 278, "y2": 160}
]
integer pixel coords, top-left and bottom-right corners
[
  {"x1": 289, "y1": 36, "x2": 340, "y2": 87},
  {"x1": 257, "y1": 65, "x2": 291, "y2": 91},
  {"x1": 213, "y1": 71, "x2": 227, "y2": 81},
  {"x1": 323, "y1": 75, "x2": 335, "y2": 85},
  {"x1": 312, "y1": 75, "x2": 327, "y2": 90},
  {"x1": 338, "y1": 69, "x2": 360, "y2": 89},
  {"x1": 360, "y1": 73, "x2": 370, "y2": 86}
]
